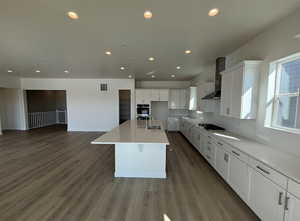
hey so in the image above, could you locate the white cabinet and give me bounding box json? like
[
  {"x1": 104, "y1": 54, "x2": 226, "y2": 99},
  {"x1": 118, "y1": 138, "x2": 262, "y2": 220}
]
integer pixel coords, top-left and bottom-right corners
[
  {"x1": 284, "y1": 193, "x2": 300, "y2": 221},
  {"x1": 159, "y1": 89, "x2": 169, "y2": 101},
  {"x1": 169, "y1": 89, "x2": 187, "y2": 109},
  {"x1": 248, "y1": 167, "x2": 285, "y2": 221},
  {"x1": 151, "y1": 89, "x2": 160, "y2": 101},
  {"x1": 220, "y1": 60, "x2": 262, "y2": 119},
  {"x1": 229, "y1": 153, "x2": 250, "y2": 202},
  {"x1": 167, "y1": 117, "x2": 180, "y2": 131},
  {"x1": 216, "y1": 144, "x2": 230, "y2": 181},
  {"x1": 188, "y1": 87, "x2": 197, "y2": 110},
  {"x1": 136, "y1": 89, "x2": 152, "y2": 104},
  {"x1": 136, "y1": 89, "x2": 169, "y2": 104}
]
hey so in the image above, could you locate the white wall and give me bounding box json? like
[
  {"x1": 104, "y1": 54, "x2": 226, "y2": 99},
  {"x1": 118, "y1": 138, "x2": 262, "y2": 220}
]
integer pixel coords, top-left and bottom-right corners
[
  {"x1": 136, "y1": 81, "x2": 190, "y2": 89},
  {"x1": 193, "y1": 8, "x2": 300, "y2": 156},
  {"x1": 0, "y1": 88, "x2": 27, "y2": 131},
  {"x1": 0, "y1": 74, "x2": 21, "y2": 88},
  {"x1": 21, "y1": 78, "x2": 135, "y2": 132}
]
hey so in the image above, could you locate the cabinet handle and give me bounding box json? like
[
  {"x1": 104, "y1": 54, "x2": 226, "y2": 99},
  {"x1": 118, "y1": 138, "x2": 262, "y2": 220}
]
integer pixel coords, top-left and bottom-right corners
[
  {"x1": 206, "y1": 155, "x2": 211, "y2": 159},
  {"x1": 224, "y1": 153, "x2": 229, "y2": 162},
  {"x1": 232, "y1": 150, "x2": 240, "y2": 157},
  {"x1": 278, "y1": 192, "x2": 283, "y2": 205},
  {"x1": 207, "y1": 142, "x2": 211, "y2": 144},
  {"x1": 285, "y1": 196, "x2": 290, "y2": 210},
  {"x1": 218, "y1": 142, "x2": 223, "y2": 146},
  {"x1": 256, "y1": 166, "x2": 270, "y2": 175}
]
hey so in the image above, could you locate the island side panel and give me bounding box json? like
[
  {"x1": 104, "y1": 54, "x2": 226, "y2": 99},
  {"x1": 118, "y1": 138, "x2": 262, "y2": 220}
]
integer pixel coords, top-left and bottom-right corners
[{"x1": 114, "y1": 143, "x2": 167, "y2": 179}]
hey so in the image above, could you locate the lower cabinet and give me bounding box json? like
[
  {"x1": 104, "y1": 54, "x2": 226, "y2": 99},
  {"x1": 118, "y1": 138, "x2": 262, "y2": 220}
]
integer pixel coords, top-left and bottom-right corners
[
  {"x1": 248, "y1": 167, "x2": 285, "y2": 221},
  {"x1": 179, "y1": 119, "x2": 300, "y2": 221},
  {"x1": 284, "y1": 193, "x2": 300, "y2": 221},
  {"x1": 229, "y1": 154, "x2": 250, "y2": 202},
  {"x1": 216, "y1": 145, "x2": 230, "y2": 181}
]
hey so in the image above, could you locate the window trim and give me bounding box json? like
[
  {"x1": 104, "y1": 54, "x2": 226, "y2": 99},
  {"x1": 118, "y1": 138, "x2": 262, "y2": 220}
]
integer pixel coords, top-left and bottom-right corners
[{"x1": 267, "y1": 52, "x2": 300, "y2": 133}]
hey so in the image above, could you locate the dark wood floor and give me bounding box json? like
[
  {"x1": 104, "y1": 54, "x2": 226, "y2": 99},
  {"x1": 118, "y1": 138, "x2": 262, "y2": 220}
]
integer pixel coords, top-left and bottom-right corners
[{"x1": 0, "y1": 125, "x2": 259, "y2": 221}]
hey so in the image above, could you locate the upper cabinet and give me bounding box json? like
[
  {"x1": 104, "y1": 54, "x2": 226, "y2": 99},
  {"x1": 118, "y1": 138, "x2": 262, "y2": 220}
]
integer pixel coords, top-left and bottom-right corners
[
  {"x1": 169, "y1": 89, "x2": 187, "y2": 109},
  {"x1": 135, "y1": 89, "x2": 152, "y2": 104},
  {"x1": 188, "y1": 86, "x2": 197, "y2": 111},
  {"x1": 220, "y1": 60, "x2": 262, "y2": 119},
  {"x1": 136, "y1": 89, "x2": 169, "y2": 104}
]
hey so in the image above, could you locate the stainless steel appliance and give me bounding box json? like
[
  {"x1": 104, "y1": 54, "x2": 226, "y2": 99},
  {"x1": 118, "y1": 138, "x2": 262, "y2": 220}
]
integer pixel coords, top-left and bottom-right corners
[
  {"x1": 136, "y1": 104, "x2": 150, "y2": 119},
  {"x1": 198, "y1": 123, "x2": 225, "y2": 131}
]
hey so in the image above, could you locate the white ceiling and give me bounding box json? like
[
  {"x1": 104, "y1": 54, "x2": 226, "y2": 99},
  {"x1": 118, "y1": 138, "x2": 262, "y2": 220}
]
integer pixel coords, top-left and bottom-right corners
[{"x1": 1, "y1": 0, "x2": 300, "y2": 80}]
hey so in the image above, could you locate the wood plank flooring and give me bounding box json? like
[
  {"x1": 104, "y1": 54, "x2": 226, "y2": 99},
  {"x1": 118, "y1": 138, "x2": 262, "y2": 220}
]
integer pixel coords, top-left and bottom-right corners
[{"x1": 0, "y1": 125, "x2": 259, "y2": 221}]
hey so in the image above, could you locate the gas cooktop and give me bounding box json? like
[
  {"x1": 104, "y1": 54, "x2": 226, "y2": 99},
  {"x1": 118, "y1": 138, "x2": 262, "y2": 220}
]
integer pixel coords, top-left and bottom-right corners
[{"x1": 198, "y1": 124, "x2": 225, "y2": 131}]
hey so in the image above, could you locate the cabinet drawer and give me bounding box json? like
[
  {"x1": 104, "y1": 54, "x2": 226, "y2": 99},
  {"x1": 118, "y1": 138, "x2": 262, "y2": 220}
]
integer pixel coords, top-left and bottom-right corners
[
  {"x1": 288, "y1": 179, "x2": 300, "y2": 199},
  {"x1": 228, "y1": 147, "x2": 249, "y2": 164},
  {"x1": 249, "y1": 158, "x2": 288, "y2": 189},
  {"x1": 215, "y1": 140, "x2": 231, "y2": 152}
]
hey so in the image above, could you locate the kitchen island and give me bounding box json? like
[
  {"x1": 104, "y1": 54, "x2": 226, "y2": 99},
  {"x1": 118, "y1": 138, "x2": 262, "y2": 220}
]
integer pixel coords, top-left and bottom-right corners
[{"x1": 91, "y1": 120, "x2": 169, "y2": 178}]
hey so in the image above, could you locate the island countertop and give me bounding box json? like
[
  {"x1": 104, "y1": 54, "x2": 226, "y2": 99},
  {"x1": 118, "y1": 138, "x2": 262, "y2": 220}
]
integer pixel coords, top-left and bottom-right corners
[{"x1": 91, "y1": 120, "x2": 170, "y2": 145}]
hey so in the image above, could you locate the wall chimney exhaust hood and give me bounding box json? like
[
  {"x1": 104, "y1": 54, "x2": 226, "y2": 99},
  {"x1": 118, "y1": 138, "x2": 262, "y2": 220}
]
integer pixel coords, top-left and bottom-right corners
[{"x1": 202, "y1": 57, "x2": 226, "y2": 100}]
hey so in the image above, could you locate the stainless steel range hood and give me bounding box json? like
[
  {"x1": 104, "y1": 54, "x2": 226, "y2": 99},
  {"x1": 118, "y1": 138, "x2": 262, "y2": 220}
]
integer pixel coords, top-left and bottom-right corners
[{"x1": 202, "y1": 57, "x2": 226, "y2": 100}]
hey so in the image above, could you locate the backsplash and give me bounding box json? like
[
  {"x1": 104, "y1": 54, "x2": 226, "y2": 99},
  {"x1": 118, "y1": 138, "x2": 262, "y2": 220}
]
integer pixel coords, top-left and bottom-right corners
[{"x1": 169, "y1": 109, "x2": 189, "y2": 117}]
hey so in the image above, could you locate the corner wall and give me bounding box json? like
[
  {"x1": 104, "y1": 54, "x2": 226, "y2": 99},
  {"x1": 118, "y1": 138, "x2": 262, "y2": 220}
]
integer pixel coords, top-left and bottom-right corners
[
  {"x1": 193, "y1": 8, "x2": 300, "y2": 156},
  {"x1": 21, "y1": 78, "x2": 135, "y2": 132}
]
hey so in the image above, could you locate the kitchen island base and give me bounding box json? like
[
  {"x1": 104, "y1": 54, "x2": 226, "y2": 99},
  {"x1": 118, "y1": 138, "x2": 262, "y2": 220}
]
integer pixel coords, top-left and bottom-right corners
[{"x1": 114, "y1": 143, "x2": 166, "y2": 179}]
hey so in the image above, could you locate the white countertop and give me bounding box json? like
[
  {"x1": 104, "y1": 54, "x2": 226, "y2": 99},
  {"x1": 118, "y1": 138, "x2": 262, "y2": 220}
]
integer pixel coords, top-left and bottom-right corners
[
  {"x1": 196, "y1": 126, "x2": 300, "y2": 184},
  {"x1": 92, "y1": 120, "x2": 170, "y2": 145}
]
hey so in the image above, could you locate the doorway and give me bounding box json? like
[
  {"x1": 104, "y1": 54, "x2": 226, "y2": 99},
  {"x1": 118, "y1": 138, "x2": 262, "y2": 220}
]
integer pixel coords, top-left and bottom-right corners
[
  {"x1": 119, "y1": 90, "x2": 131, "y2": 124},
  {"x1": 26, "y1": 90, "x2": 67, "y2": 129}
]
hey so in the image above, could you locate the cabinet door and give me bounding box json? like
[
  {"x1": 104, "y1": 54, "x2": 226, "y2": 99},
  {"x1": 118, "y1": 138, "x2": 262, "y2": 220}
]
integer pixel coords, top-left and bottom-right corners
[
  {"x1": 206, "y1": 142, "x2": 216, "y2": 167},
  {"x1": 285, "y1": 193, "x2": 300, "y2": 221},
  {"x1": 220, "y1": 73, "x2": 232, "y2": 116},
  {"x1": 229, "y1": 154, "x2": 250, "y2": 202},
  {"x1": 248, "y1": 168, "x2": 285, "y2": 221},
  {"x1": 144, "y1": 89, "x2": 152, "y2": 104},
  {"x1": 216, "y1": 145, "x2": 230, "y2": 181},
  {"x1": 151, "y1": 89, "x2": 160, "y2": 101},
  {"x1": 230, "y1": 67, "x2": 243, "y2": 118},
  {"x1": 159, "y1": 89, "x2": 169, "y2": 101},
  {"x1": 136, "y1": 90, "x2": 144, "y2": 104},
  {"x1": 180, "y1": 89, "x2": 188, "y2": 109},
  {"x1": 169, "y1": 90, "x2": 176, "y2": 109}
]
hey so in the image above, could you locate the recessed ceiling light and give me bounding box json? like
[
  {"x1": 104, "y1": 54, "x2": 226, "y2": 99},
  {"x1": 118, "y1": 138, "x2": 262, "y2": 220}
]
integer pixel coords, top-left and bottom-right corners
[
  {"x1": 148, "y1": 57, "x2": 155, "y2": 61},
  {"x1": 35, "y1": 70, "x2": 41, "y2": 73},
  {"x1": 7, "y1": 70, "x2": 13, "y2": 73},
  {"x1": 171, "y1": 74, "x2": 176, "y2": 78},
  {"x1": 176, "y1": 66, "x2": 181, "y2": 70},
  {"x1": 185, "y1": 50, "x2": 192, "y2": 54},
  {"x1": 294, "y1": 34, "x2": 300, "y2": 39},
  {"x1": 208, "y1": 8, "x2": 219, "y2": 17},
  {"x1": 128, "y1": 75, "x2": 132, "y2": 78},
  {"x1": 64, "y1": 70, "x2": 69, "y2": 74},
  {"x1": 67, "y1": 11, "x2": 79, "y2": 20},
  {"x1": 151, "y1": 75, "x2": 155, "y2": 78},
  {"x1": 120, "y1": 66, "x2": 125, "y2": 71},
  {"x1": 144, "y1": 10, "x2": 153, "y2": 19},
  {"x1": 105, "y1": 51, "x2": 112, "y2": 55}
]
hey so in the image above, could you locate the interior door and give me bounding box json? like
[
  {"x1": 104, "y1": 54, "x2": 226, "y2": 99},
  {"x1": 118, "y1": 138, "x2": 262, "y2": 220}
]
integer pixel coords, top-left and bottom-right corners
[{"x1": 119, "y1": 90, "x2": 131, "y2": 124}]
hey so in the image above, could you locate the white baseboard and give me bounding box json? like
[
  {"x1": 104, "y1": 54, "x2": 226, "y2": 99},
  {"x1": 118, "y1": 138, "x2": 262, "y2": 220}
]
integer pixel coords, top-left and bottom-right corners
[{"x1": 114, "y1": 170, "x2": 166, "y2": 179}]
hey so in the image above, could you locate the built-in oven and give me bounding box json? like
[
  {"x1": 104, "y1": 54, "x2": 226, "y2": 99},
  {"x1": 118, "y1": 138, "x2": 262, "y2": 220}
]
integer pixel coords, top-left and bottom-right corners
[{"x1": 136, "y1": 104, "x2": 150, "y2": 119}]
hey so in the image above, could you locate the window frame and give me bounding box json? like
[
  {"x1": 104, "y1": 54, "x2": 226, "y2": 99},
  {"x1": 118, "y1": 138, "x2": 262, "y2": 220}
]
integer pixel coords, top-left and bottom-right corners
[{"x1": 270, "y1": 53, "x2": 300, "y2": 132}]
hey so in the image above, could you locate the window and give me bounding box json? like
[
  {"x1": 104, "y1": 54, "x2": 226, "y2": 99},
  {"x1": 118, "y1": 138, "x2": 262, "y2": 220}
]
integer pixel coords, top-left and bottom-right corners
[{"x1": 269, "y1": 53, "x2": 300, "y2": 132}]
